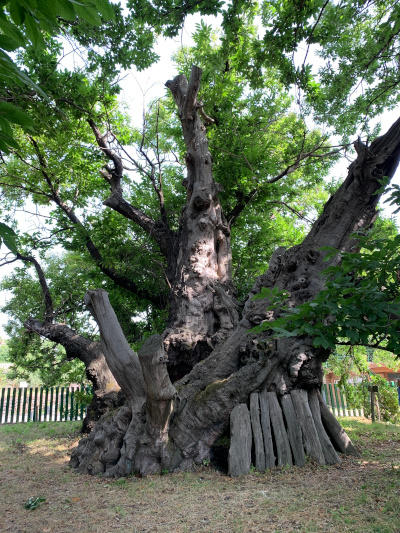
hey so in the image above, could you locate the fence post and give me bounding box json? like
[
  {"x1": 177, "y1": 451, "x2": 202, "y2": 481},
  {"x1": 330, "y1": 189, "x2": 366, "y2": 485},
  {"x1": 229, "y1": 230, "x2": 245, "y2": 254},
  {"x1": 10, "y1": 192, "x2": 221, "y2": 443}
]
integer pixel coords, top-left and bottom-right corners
[
  {"x1": 44, "y1": 387, "x2": 49, "y2": 422},
  {"x1": 329, "y1": 383, "x2": 337, "y2": 415},
  {"x1": 322, "y1": 384, "x2": 328, "y2": 404},
  {"x1": 0, "y1": 388, "x2": 5, "y2": 424},
  {"x1": 33, "y1": 387, "x2": 38, "y2": 422},
  {"x1": 16, "y1": 388, "x2": 22, "y2": 423},
  {"x1": 65, "y1": 388, "x2": 69, "y2": 421},
  {"x1": 70, "y1": 387, "x2": 74, "y2": 421},
  {"x1": 48, "y1": 387, "x2": 53, "y2": 421},
  {"x1": 22, "y1": 387, "x2": 27, "y2": 423},
  {"x1": 5, "y1": 388, "x2": 11, "y2": 423},
  {"x1": 60, "y1": 387, "x2": 64, "y2": 421},
  {"x1": 74, "y1": 387, "x2": 79, "y2": 420},
  {"x1": 369, "y1": 385, "x2": 378, "y2": 423},
  {"x1": 341, "y1": 388, "x2": 351, "y2": 416},
  {"x1": 11, "y1": 388, "x2": 16, "y2": 423},
  {"x1": 39, "y1": 387, "x2": 44, "y2": 422},
  {"x1": 27, "y1": 388, "x2": 33, "y2": 422},
  {"x1": 335, "y1": 384, "x2": 341, "y2": 416},
  {"x1": 79, "y1": 385, "x2": 84, "y2": 421},
  {"x1": 55, "y1": 386, "x2": 59, "y2": 421}
]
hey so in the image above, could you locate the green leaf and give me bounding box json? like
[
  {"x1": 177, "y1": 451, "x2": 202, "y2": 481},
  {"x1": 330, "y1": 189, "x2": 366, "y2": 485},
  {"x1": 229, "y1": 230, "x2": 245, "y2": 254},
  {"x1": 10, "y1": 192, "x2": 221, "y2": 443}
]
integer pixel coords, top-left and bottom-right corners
[
  {"x1": 0, "y1": 14, "x2": 25, "y2": 47},
  {"x1": 9, "y1": 1, "x2": 26, "y2": 26},
  {"x1": 73, "y1": 4, "x2": 102, "y2": 25},
  {"x1": 94, "y1": 0, "x2": 115, "y2": 21},
  {"x1": 0, "y1": 222, "x2": 18, "y2": 254},
  {"x1": 0, "y1": 33, "x2": 21, "y2": 50},
  {"x1": 54, "y1": 0, "x2": 76, "y2": 20},
  {"x1": 24, "y1": 13, "x2": 44, "y2": 49},
  {"x1": 0, "y1": 101, "x2": 34, "y2": 129}
]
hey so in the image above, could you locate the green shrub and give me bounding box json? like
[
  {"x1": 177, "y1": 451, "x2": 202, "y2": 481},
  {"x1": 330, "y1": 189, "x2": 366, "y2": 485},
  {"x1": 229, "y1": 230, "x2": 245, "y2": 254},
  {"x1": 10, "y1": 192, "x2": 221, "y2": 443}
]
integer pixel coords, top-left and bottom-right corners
[{"x1": 342, "y1": 375, "x2": 400, "y2": 423}]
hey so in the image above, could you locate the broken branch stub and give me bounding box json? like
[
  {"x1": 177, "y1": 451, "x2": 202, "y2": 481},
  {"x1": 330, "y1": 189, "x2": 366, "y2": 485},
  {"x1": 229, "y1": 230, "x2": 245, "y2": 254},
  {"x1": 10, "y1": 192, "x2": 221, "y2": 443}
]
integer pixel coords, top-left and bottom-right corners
[
  {"x1": 138, "y1": 335, "x2": 176, "y2": 439},
  {"x1": 84, "y1": 289, "x2": 145, "y2": 403}
]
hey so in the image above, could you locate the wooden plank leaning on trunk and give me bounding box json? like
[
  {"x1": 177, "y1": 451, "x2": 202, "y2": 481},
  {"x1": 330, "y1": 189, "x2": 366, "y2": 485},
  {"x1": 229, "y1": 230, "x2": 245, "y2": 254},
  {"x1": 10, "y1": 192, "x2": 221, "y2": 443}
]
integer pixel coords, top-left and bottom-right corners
[
  {"x1": 317, "y1": 390, "x2": 358, "y2": 456},
  {"x1": 280, "y1": 393, "x2": 306, "y2": 467},
  {"x1": 308, "y1": 389, "x2": 341, "y2": 465},
  {"x1": 291, "y1": 389, "x2": 325, "y2": 465},
  {"x1": 266, "y1": 391, "x2": 292, "y2": 466},
  {"x1": 228, "y1": 403, "x2": 252, "y2": 476},
  {"x1": 259, "y1": 389, "x2": 276, "y2": 469},
  {"x1": 250, "y1": 392, "x2": 266, "y2": 471}
]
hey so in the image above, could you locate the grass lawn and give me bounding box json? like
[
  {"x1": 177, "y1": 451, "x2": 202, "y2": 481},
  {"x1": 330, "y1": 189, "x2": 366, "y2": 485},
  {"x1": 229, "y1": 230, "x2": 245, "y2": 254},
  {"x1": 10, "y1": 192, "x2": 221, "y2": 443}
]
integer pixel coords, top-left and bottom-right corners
[{"x1": 0, "y1": 418, "x2": 398, "y2": 532}]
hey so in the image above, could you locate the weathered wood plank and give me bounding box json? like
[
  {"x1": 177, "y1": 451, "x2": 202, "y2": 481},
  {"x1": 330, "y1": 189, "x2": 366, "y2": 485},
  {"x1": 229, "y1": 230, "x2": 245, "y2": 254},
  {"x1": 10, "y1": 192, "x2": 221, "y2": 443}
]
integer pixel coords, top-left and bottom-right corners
[
  {"x1": 317, "y1": 390, "x2": 358, "y2": 456},
  {"x1": 250, "y1": 393, "x2": 266, "y2": 471},
  {"x1": 308, "y1": 389, "x2": 341, "y2": 465},
  {"x1": 228, "y1": 403, "x2": 252, "y2": 476},
  {"x1": 259, "y1": 389, "x2": 276, "y2": 469},
  {"x1": 291, "y1": 389, "x2": 325, "y2": 465},
  {"x1": 267, "y1": 392, "x2": 292, "y2": 467},
  {"x1": 281, "y1": 394, "x2": 306, "y2": 466}
]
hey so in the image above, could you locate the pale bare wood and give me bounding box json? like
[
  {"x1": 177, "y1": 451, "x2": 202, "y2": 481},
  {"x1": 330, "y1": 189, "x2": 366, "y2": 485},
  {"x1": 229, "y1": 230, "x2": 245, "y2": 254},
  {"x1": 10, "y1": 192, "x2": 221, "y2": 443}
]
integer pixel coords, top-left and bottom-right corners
[
  {"x1": 317, "y1": 390, "x2": 358, "y2": 456},
  {"x1": 228, "y1": 404, "x2": 252, "y2": 476},
  {"x1": 138, "y1": 335, "x2": 176, "y2": 440},
  {"x1": 85, "y1": 289, "x2": 145, "y2": 402}
]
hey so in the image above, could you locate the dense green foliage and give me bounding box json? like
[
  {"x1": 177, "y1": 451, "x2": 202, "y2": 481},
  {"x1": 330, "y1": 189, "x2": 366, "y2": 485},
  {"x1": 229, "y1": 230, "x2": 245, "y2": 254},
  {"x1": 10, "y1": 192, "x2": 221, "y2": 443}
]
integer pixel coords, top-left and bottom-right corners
[
  {"x1": 0, "y1": 0, "x2": 117, "y2": 152},
  {"x1": 343, "y1": 375, "x2": 399, "y2": 423},
  {"x1": 326, "y1": 346, "x2": 400, "y2": 423},
  {"x1": 258, "y1": 213, "x2": 400, "y2": 356},
  {"x1": 0, "y1": 340, "x2": 8, "y2": 361}
]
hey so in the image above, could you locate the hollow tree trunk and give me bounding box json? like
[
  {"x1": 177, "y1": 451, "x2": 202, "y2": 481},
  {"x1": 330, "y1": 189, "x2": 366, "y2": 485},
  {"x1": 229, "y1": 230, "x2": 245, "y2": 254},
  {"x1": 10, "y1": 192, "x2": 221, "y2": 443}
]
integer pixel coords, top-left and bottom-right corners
[
  {"x1": 163, "y1": 68, "x2": 238, "y2": 380},
  {"x1": 70, "y1": 76, "x2": 400, "y2": 475},
  {"x1": 24, "y1": 318, "x2": 119, "y2": 432}
]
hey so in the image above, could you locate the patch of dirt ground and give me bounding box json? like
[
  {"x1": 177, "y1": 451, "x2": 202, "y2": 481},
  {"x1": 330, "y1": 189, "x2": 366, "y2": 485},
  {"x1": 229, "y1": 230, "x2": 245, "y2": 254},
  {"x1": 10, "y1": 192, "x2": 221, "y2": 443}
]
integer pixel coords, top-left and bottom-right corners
[{"x1": 0, "y1": 419, "x2": 398, "y2": 532}]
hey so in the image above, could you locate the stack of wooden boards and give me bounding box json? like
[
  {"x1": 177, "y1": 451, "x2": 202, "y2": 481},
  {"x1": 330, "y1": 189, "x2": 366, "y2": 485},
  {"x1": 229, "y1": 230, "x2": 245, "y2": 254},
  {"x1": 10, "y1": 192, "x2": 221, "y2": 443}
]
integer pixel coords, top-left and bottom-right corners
[{"x1": 228, "y1": 389, "x2": 357, "y2": 476}]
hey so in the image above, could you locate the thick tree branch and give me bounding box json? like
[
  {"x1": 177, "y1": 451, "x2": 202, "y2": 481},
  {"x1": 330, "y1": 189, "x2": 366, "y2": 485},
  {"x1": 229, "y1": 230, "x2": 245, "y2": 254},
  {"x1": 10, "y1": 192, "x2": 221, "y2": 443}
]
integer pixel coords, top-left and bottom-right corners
[
  {"x1": 4, "y1": 253, "x2": 119, "y2": 398},
  {"x1": 183, "y1": 65, "x2": 202, "y2": 119},
  {"x1": 52, "y1": 98, "x2": 173, "y2": 254},
  {"x1": 88, "y1": 118, "x2": 174, "y2": 256},
  {"x1": 27, "y1": 137, "x2": 165, "y2": 306},
  {"x1": 16, "y1": 253, "x2": 53, "y2": 322},
  {"x1": 304, "y1": 116, "x2": 400, "y2": 250}
]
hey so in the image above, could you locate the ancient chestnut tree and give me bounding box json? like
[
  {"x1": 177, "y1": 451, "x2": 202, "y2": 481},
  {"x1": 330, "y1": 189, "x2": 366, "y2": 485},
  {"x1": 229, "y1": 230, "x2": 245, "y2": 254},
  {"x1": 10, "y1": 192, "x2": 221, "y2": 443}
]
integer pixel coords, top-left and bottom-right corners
[
  {"x1": 1, "y1": 1, "x2": 400, "y2": 475},
  {"x1": 68, "y1": 67, "x2": 400, "y2": 475}
]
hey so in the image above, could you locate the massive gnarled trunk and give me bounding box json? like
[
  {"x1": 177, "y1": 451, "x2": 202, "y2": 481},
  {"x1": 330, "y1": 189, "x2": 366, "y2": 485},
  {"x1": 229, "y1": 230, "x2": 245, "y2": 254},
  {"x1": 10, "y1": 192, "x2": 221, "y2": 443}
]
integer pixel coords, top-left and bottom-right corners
[
  {"x1": 88, "y1": 69, "x2": 238, "y2": 382},
  {"x1": 164, "y1": 68, "x2": 238, "y2": 380},
  {"x1": 70, "y1": 68, "x2": 400, "y2": 476}
]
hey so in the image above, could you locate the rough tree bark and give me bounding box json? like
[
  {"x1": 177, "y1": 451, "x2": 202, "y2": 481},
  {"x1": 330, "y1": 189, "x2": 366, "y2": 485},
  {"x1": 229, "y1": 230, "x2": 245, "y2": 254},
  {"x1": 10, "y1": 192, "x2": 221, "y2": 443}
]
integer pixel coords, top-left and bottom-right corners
[
  {"x1": 89, "y1": 67, "x2": 238, "y2": 381},
  {"x1": 163, "y1": 68, "x2": 238, "y2": 379},
  {"x1": 70, "y1": 67, "x2": 400, "y2": 476}
]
